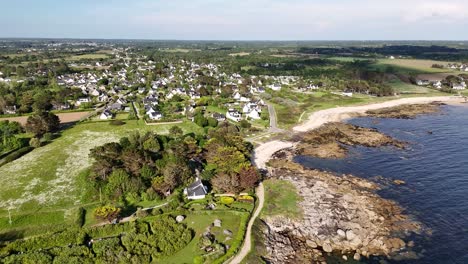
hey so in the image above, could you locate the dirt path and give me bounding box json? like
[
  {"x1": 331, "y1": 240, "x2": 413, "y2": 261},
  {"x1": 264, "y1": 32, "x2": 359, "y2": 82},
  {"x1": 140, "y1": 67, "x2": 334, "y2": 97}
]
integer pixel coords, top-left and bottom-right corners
[{"x1": 227, "y1": 182, "x2": 265, "y2": 264}]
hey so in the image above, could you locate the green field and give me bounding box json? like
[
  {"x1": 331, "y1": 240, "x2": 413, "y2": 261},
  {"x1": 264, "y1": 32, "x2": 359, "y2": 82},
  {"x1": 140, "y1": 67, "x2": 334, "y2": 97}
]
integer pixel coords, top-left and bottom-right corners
[
  {"x1": 0, "y1": 120, "x2": 203, "y2": 233},
  {"x1": 387, "y1": 79, "x2": 447, "y2": 95},
  {"x1": 261, "y1": 179, "x2": 302, "y2": 219},
  {"x1": 267, "y1": 89, "x2": 383, "y2": 128}
]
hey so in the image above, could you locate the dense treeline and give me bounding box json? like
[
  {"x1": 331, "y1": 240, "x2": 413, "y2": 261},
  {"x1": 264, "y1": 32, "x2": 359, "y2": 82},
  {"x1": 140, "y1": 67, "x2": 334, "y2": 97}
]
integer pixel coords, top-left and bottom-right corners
[
  {"x1": 298, "y1": 45, "x2": 468, "y2": 61},
  {"x1": 88, "y1": 124, "x2": 259, "y2": 205},
  {"x1": 0, "y1": 121, "x2": 26, "y2": 154}
]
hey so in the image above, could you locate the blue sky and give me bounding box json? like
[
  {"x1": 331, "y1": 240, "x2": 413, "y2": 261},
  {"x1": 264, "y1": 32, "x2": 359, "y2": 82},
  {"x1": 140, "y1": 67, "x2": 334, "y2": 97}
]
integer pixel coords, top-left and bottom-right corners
[{"x1": 2, "y1": 0, "x2": 468, "y2": 40}]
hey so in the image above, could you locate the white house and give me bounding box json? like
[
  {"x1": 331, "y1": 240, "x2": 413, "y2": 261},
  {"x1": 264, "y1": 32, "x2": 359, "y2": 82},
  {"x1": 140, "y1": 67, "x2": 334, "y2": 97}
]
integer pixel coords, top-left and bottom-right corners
[
  {"x1": 4, "y1": 105, "x2": 17, "y2": 114},
  {"x1": 268, "y1": 83, "x2": 282, "y2": 91},
  {"x1": 100, "y1": 110, "x2": 113, "y2": 120},
  {"x1": 76, "y1": 97, "x2": 91, "y2": 106},
  {"x1": 452, "y1": 82, "x2": 466, "y2": 90},
  {"x1": 233, "y1": 92, "x2": 241, "y2": 100},
  {"x1": 226, "y1": 109, "x2": 242, "y2": 122},
  {"x1": 146, "y1": 107, "x2": 163, "y2": 120},
  {"x1": 416, "y1": 80, "x2": 430, "y2": 86},
  {"x1": 247, "y1": 109, "x2": 261, "y2": 120},
  {"x1": 184, "y1": 178, "x2": 208, "y2": 200}
]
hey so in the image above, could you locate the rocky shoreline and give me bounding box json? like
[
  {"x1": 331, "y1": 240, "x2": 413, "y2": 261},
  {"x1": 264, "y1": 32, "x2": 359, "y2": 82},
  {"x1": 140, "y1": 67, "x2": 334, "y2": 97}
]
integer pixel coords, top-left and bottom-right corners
[
  {"x1": 260, "y1": 155, "x2": 423, "y2": 263},
  {"x1": 255, "y1": 114, "x2": 438, "y2": 263},
  {"x1": 294, "y1": 122, "x2": 406, "y2": 159},
  {"x1": 365, "y1": 102, "x2": 444, "y2": 119}
]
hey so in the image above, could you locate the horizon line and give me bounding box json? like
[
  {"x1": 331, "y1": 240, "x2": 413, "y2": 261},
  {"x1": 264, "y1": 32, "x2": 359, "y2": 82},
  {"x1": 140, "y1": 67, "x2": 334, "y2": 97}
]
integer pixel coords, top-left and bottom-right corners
[{"x1": 1, "y1": 37, "x2": 468, "y2": 42}]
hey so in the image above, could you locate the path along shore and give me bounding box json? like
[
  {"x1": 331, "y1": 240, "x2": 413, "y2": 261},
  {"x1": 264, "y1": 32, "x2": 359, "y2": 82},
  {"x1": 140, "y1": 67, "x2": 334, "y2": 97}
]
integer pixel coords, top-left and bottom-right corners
[
  {"x1": 254, "y1": 96, "x2": 463, "y2": 166},
  {"x1": 230, "y1": 96, "x2": 464, "y2": 263}
]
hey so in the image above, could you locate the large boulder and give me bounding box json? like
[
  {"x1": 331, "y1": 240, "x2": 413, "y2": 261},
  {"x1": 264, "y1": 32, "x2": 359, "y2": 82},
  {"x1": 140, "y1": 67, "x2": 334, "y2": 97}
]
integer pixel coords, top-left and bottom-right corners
[
  {"x1": 322, "y1": 243, "x2": 333, "y2": 253},
  {"x1": 176, "y1": 215, "x2": 185, "y2": 223}
]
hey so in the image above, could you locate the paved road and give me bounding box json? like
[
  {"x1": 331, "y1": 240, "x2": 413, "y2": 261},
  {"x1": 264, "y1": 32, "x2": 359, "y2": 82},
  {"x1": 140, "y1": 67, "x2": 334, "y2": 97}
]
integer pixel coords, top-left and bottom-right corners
[
  {"x1": 267, "y1": 104, "x2": 284, "y2": 133},
  {"x1": 227, "y1": 182, "x2": 265, "y2": 264}
]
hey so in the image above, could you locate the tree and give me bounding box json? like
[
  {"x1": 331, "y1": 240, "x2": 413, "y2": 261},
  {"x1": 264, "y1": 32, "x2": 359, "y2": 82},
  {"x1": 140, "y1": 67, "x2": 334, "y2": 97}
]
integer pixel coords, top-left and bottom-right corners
[
  {"x1": 163, "y1": 161, "x2": 191, "y2": 191},
  {"x1": 25, "y1": 111, "x2": 60, "y2": 137},
  {"x1": 239, "y1": 120, "x2": 251, "y2": 129},
  {"x1": 169, "y1": 125, "x2": 183, "y2": 138},
  {"x1": 206, "y1": 146, "x2": 250, "y2": 175},
  {"x1": 33, "y1": 91, "x2": 53, "y2": 112},
  {"x1": 239, "y1": 166, "x2": 261, "y2": 190},
  {"x1": 194, "y1": 113, "x2": 208, "y2": 127},
  {"x1": 207, "y1": 117, "x2": 218, "y2": 128},
  {"x1": 143, "y1": 137, "x2": 160, "y2": 153},
  {"x1": 211, "y1": 173, "x2": 242, "y2": 193},
  {"x1": 94, "y1": 205, "x2": 121, "y2": 222}
]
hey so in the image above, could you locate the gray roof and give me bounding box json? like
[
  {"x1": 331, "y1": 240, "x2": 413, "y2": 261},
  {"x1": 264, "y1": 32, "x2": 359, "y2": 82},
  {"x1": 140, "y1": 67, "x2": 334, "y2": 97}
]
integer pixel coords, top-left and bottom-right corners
[{"x1": 187, "y1": 179, "x2": 207, "y2": 197}]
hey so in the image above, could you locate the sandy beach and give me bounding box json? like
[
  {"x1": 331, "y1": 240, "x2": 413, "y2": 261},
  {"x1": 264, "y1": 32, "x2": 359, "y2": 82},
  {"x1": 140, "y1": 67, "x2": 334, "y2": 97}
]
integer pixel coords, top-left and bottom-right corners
[
  {"x1": 293, "y1": 96, "x2": 463, "y2": 132},
  {"x1": 254, "y1": 96, "x2": 463, "y2": 166}
]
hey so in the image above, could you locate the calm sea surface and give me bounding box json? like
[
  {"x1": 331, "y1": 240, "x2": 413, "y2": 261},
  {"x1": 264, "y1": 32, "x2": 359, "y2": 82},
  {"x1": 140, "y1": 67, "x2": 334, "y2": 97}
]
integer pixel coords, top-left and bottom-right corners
[{"x1": 294, "y1": 105, "x2": 468, "y2": 264}]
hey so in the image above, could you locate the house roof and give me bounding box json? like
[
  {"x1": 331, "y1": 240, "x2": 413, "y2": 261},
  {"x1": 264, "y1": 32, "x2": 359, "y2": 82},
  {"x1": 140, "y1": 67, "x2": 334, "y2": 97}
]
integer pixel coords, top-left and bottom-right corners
[{"x1": 186, "y1": 179, "x2": 207, "y2": 197}]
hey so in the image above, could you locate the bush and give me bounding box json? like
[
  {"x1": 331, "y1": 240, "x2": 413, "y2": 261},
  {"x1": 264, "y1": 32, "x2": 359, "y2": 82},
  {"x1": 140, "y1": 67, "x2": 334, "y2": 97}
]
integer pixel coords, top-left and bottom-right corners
[
  {"x1": 238, "y1": 195, "x2": 254, "y2": 202},
  {"x1": 136, "y1": 208, "x2": 149, "y2": 218},
  {"x1": 29, "y1": 137, "x2": 42, "y2": 148},
  {"x1": 0, "y1": 146, "x2": 33, "y2": 166},
  {"x1": 239, "y1": 120, "x2": 251, "y2": 129},
  {"x1": 151, "y1": 208, "x2": 163, "y2": 215},
  {"x1": 220, "y1": 196, "x2": 235, "y2": 205},
  {"x1": 42, "y1": 132, "x2": 54, "y2": 142},
  {"x1": 93, "y1": 205, "x2": 121, "y2": 222}
]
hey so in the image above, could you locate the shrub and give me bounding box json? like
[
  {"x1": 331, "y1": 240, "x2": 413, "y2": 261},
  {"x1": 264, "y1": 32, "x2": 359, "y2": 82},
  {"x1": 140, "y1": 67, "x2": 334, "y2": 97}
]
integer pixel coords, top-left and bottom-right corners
[
  {"x1": 136, "y1": 208, "x2": 149, "y2": 218},
  {"x1": 151, "y1": 208, "x2": 163, "y2": 215},
  {"x1": 0, "y1": 146, "x2": 33, "y2": 166},
  {"x1": 220, "y1": 196, "x2": 235, "y2": 205},
  {"x1": 29, "y1": 137, "x2": 42, "y2": 148},
  {"x1": 93, "y1": 205, "x2": 121, "y2": 222},
  {"x1": 238, "y1": 195, "x2": 254, "y2": 202},
  {"x1": 42, "y1": 132, "x2": 54, "y2": 142},
  {"x1": 239, "y1": 120, "x2": 251, "y2": 129}
]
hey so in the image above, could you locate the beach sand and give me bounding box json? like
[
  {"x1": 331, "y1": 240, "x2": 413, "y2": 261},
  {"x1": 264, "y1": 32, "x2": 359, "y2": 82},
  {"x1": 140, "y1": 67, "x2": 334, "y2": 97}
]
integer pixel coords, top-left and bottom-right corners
[{"x1": 254, "y1": 96, "x2": 463, "y2": 166}]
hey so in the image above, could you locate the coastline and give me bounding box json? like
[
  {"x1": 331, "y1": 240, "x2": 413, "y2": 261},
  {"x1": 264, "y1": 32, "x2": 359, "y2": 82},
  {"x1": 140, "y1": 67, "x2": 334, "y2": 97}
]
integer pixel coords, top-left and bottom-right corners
[
  {"x1": 254, "y1": 96, "x2": 463, "y2": 165},
  {"x1": 247, "y1": 96, "x2": 464, "y2": 263}
]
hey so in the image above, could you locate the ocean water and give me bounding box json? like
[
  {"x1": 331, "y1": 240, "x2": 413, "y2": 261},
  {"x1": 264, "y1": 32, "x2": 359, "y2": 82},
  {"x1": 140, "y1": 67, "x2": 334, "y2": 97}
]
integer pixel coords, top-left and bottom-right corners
[{"x1": 294, "y1": 105, "x2": 468, "y2": 264}]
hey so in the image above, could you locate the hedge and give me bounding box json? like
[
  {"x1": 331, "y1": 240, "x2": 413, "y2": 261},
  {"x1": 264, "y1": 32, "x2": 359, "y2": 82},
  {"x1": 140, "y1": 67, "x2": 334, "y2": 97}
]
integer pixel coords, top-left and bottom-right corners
[{"x1": 0, "y1": 146, "x2": 33, "y2": 167}]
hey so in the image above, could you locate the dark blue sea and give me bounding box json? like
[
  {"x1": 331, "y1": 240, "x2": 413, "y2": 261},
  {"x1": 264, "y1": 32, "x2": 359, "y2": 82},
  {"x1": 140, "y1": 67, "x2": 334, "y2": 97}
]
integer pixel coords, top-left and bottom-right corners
[{"x1": 294, "y1": 105, "x2": 468, "y2": 264}]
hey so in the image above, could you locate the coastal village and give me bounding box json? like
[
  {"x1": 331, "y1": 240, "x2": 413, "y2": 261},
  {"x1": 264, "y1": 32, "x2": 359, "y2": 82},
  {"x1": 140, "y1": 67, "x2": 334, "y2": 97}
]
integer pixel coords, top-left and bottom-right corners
[{"x1": 1, "y1": 39, "x2": 468, "y2": 264}]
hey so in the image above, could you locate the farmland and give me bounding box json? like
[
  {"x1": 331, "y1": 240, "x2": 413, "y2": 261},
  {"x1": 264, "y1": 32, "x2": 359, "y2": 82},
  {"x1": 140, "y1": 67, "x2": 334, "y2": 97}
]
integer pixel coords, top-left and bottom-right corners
[
  {"x1": 375, "y1": 58, "x2": 458, "y2": 73},
  {"x1": 0, "y1": 111, "x2": 92, "y2": 125}
]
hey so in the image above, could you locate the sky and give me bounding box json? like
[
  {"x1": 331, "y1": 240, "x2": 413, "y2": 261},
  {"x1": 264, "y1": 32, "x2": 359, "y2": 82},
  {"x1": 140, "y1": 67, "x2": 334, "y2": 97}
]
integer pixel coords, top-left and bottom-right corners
[{"x1": 1, "y1": 0, "x2": 468, "y2": 40}]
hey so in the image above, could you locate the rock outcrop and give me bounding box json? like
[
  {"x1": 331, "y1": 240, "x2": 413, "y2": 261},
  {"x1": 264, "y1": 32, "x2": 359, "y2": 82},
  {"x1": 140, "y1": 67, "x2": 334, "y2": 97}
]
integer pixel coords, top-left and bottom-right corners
[
  {"x1": 261, "y1": 156, "x2": 422, "y2": 263},
  {"x1": 295, "y1": 122, "x2": 406, "y2": 159}
]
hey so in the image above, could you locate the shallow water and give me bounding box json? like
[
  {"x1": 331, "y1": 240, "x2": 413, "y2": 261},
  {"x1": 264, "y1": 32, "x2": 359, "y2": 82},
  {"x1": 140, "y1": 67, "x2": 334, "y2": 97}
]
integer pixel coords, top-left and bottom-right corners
[{"x1": 294, "y1": 105, "x2": 468, "y2": 264}]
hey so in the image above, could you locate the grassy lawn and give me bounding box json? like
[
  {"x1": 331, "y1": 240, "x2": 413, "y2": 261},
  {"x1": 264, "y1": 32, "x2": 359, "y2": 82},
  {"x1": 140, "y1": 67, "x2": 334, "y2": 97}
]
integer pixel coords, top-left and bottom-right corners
[
  {"x1": 262, "y1": 179, "x2": 302, "y2": 219},
  {"x1": 0, "y1": 120, "x2": 203, "y2": 233},
  {"x1": 268, "y1": 89, "x2": 382, "y2": 128},
  {"x1": 388, "y1": 79, "x2": 442, "y2": 95},
  {"x1": 161, "y1": 211, "x2": 247, "y2": 264}
]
